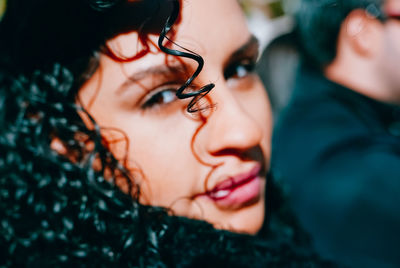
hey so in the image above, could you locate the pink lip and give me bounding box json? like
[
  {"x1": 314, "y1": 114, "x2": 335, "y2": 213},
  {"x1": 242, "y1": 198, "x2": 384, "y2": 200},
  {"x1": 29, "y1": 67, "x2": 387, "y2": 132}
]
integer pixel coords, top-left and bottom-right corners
[{"x1": 197, "y1": 164, "x2": 264, "y2": 209}]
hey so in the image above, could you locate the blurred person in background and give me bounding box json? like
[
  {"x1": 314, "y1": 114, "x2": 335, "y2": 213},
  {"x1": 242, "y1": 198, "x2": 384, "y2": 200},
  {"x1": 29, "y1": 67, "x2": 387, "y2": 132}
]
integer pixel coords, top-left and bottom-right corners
[{"x1": 272, "y1": 0, "x2": 400, "y2": 267}]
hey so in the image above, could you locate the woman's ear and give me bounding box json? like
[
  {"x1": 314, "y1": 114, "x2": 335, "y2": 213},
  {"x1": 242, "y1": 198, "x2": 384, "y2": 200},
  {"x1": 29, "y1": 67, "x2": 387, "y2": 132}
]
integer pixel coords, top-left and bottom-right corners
[
  {"x1": 50, "y1": 138, "x2": 68, "y2": 156},
  {"x1": 342, "y1": 9, "x2": 383, "y2": 57}
]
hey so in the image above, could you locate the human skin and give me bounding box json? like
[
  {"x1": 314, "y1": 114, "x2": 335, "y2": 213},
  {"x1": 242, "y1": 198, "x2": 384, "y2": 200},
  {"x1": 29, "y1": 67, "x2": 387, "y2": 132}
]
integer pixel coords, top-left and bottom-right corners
[
  {"x1": 326, "y1": 0, "x2": 400, "y2": 104},
  {"x1": 377, "y1": 0, "x2": 400, "y2": 100},
  {"x1": 78, "y1": 0, "x2": 272, "y2": 234}
]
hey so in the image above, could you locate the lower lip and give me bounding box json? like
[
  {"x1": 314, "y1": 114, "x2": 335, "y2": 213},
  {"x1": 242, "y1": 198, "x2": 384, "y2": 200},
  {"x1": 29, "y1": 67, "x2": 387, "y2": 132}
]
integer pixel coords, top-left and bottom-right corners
[{"x1": 208, "y1": 176, "x2": 263, "y2": 210}]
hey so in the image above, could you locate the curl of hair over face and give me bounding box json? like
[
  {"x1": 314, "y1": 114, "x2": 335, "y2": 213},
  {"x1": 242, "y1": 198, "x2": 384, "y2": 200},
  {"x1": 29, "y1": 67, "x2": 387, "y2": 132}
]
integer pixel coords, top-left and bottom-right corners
[
  {"x1": 0, "y1": 0, "x2": 336, "y2": 266},
  {"x1": 296, "y1": 0, "x2": 383, "y2": 68}
]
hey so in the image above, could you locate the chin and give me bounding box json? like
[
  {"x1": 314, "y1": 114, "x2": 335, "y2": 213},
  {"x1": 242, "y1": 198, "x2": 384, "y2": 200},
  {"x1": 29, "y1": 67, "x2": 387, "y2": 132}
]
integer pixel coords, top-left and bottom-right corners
[
  {"x1": 211, "y1": 201, "x2": 265, "y2": 235},
  {"x1": 232, "y1": 204, "x2": 265, "y2": 234}
]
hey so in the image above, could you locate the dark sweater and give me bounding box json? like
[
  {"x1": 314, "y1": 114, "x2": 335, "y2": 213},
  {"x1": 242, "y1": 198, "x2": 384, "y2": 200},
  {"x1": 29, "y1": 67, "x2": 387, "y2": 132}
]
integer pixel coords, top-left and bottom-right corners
[{"x1": 272, "y1": 66, "x2": 400, "y2": 268}]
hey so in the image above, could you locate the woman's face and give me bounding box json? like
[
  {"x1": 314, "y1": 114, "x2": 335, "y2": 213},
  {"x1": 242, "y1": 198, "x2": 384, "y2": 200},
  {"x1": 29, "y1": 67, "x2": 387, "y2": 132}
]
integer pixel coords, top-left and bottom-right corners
[{"x1": 79, "y1": 0, "x2": 272, "y2": 234}]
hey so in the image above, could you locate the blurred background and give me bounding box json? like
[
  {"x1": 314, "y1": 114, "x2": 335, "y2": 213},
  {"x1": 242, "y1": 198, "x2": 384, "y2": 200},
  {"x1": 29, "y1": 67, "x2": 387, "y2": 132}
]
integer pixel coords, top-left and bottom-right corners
[
  {"x1": 240, "y1": 0, "x2": 300, "y2": 117},
  {"x1": 0, "y1": 0, "x2": 5, "y2": 20}
]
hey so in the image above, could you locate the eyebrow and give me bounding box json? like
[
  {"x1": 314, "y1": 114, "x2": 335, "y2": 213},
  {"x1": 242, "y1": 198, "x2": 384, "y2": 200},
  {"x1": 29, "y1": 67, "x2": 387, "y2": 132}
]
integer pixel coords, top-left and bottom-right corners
[
  {"x1": 116, "y1": 63, "x2": 186, "y2": 95},
  {"x1": 116, "y1": 35, "x2": 259, "y2": 94},
  {"x1": 227, "y1": 35, "x2": 260, "y2": 65}
]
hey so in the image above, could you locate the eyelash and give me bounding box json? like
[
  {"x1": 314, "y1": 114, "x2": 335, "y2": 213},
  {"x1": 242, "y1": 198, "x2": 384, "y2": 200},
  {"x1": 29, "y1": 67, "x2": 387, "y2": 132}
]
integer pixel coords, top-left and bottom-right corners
[
  {"x1": 141, "y1": 85, "x2": 179, "y2": 110},
  {"x1": 224, "y1": 58, "x2": 257, "y2": 81},
  {"x1": 141, "y1": 58, "x2": 257, "y2": 110}
]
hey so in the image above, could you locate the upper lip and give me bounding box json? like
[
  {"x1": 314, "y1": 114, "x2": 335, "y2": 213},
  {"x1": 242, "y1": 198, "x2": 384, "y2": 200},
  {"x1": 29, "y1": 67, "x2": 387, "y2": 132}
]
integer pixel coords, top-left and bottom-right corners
[{"x1": 201, "y1": 163, "x2": 263, "y2": 197}]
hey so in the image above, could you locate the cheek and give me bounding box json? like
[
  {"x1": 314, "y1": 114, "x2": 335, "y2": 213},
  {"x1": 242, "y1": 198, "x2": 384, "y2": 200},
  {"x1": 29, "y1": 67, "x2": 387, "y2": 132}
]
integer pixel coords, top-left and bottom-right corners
[
  {"x1": 246, "y1": 83, "x2": 273, "y2": 134},
  {"x1": 230, "y1": 77, "x2": 272, "y2": 127},
  {"x1": 382, "y1": 28, "x2": 400, "y2": 83},
  {"x1": 245, "y1": 83, "x2": 273, "y2": 157},
  {"x1": 384, "y1": 25, "x2": 400, "y2": 56},
  {"x1": 120, "y1": 114, "x2": 199, "y2": 204}
]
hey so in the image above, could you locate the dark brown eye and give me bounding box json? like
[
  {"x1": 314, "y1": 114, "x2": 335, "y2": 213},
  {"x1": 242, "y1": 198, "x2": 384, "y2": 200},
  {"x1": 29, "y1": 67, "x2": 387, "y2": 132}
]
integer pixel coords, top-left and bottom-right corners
[
  {"x1": 224, "y1": 59, "x2": 256, "y2": 80},
  {"x1": 142, "y1": 89, "x2": 178, "y2": 109}
]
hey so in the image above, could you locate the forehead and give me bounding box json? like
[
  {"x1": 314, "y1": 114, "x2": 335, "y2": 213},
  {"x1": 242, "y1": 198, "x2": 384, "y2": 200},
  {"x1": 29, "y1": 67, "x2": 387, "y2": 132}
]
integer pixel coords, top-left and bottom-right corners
[
  {"x1": 105, "y1": 0, "x2": 250, "y2": 64},
  {"x1": 176, "y1": 0, "x2": 249, "y2": 52}
]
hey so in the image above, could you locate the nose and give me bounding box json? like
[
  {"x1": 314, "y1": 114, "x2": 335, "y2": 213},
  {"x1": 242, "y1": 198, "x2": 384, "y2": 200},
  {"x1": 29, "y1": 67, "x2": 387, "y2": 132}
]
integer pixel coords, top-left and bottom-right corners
[{"x1": 201, "y1": 82, "x2": 264, "y2": 158}]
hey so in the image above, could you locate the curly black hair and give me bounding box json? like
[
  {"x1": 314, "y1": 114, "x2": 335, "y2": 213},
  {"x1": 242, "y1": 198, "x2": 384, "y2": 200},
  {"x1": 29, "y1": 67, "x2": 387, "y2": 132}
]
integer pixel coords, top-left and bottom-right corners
[{"x1": 0, "y1": 0, "x2": 338, "y2": 266}]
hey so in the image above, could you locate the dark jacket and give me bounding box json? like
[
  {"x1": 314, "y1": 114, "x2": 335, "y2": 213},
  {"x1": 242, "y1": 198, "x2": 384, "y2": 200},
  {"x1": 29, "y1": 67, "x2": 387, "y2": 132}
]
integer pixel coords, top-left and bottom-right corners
[{"x1": 272, "y1": 66, "x2": 400, "y2": 268}]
